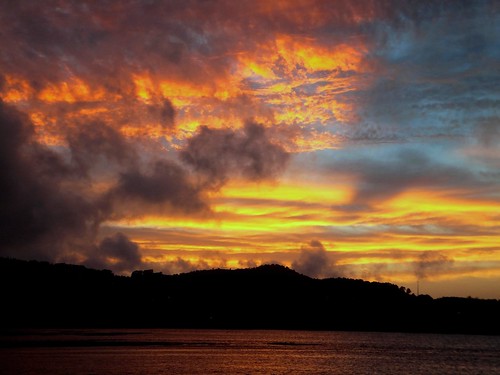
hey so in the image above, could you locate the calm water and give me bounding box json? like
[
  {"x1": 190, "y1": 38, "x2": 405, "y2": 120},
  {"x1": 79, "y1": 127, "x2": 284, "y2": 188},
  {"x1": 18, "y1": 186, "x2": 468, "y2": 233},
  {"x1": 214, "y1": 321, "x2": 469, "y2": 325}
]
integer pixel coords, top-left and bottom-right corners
[{"x1": 1, "y1": 329, "x2": 500, "y2": 374}]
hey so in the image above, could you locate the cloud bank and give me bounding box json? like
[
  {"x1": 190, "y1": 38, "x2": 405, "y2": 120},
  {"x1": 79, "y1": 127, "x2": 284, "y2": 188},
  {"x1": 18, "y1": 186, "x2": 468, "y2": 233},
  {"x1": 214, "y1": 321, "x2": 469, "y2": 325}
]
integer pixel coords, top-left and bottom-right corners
[{"x1": 0, "y1": 99, "x2": 289, "y2": 271}]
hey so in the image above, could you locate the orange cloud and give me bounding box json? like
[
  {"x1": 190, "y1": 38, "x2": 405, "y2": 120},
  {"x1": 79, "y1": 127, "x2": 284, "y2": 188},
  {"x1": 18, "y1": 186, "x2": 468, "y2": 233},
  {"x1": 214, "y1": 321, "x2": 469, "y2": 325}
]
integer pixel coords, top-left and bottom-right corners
[
  {"x1": 1, "y1": 75, "x2": 34, "y2": 103},
  {"x1": 38, "y1": 78, "x2": 107, "y2": 103},
  {"x1": 275, "y1": 35, "x2": 364, "y2": 73}
]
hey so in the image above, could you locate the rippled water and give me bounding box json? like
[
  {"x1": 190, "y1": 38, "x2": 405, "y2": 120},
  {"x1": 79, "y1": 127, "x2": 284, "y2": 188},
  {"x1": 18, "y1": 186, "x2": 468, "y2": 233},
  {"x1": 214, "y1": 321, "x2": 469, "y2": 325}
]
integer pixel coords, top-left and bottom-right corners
[{"x1": 1, "y1": 329, "x2": 500, "y2": 374}]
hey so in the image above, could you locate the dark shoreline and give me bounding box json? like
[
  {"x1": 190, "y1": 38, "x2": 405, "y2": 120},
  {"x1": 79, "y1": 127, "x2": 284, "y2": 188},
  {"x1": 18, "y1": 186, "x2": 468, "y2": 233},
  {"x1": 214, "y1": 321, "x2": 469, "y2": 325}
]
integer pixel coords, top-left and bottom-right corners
[{"x1": 2, "y1": 257, "x2": 500, "y2": 335}]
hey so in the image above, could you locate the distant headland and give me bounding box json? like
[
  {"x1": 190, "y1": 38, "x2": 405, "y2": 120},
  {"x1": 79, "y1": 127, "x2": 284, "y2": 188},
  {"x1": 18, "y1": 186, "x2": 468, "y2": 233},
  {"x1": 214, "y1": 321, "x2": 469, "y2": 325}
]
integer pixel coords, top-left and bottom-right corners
[{"x1": 1, "y1": 257, "x2": 499, "y2": 335}]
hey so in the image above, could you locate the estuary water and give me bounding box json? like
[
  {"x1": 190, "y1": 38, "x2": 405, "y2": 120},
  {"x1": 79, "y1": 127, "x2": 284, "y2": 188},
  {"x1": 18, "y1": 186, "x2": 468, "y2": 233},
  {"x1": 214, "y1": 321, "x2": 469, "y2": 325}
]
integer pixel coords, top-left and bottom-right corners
[{"x1": 1, "y1": 329, "x2": 500, "y2": 374}]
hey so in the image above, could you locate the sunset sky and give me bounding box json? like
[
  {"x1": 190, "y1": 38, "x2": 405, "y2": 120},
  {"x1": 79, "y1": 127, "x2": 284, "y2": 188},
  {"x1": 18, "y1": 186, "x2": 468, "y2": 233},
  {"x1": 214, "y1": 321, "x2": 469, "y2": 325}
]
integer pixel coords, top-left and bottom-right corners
[{"x1": 1, "y1": 0, "x2": 499, "y2": 298}]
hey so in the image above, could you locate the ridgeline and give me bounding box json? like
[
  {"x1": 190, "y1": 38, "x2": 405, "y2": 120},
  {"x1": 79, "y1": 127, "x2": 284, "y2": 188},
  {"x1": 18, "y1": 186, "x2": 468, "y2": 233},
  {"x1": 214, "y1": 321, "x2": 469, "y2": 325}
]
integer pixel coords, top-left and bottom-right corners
[{"x1": 1, "y1": 257, "x2": 499, "y2": 334}]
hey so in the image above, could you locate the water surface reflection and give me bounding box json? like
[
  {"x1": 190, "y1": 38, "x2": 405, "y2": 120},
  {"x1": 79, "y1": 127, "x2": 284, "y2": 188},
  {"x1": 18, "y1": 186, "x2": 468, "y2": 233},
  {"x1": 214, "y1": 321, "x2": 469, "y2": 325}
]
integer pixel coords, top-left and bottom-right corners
[{"x1": 1, "y1": 329, "x2": 499, "y2": 374}]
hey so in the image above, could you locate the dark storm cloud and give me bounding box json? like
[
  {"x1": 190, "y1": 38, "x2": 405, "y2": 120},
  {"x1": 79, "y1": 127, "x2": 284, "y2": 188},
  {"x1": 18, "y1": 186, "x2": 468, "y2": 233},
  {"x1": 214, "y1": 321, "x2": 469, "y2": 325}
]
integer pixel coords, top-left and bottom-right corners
[
  {"x1": 68, "y1": 121, "x2": 136, "y2": 174},
  {"x1": 0, "y1": 100, "x2": 208, "y2": 269},
  {"x1": 181, "y1": 122, "x2": 290, "y2": 188},
  {"x1": 110, "y1": 160, "x2": 208, "y2": 213},
  {"x1": 0, "y1": 98, "x2": 288, "y2": 270},
  {"x1": 0, "y1": 100, "x2": 103, "y2": 260},
  {"x1": 85, "y1": 232, "x2": 142, "y2": 273}
]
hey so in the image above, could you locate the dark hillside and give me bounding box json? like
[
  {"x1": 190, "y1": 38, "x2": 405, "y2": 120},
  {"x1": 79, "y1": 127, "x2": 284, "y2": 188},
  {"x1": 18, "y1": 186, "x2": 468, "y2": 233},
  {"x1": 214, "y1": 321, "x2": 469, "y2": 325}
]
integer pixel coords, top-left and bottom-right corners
[{"x1": 1, "y1": 258, "x2": 499, "y2": 334}]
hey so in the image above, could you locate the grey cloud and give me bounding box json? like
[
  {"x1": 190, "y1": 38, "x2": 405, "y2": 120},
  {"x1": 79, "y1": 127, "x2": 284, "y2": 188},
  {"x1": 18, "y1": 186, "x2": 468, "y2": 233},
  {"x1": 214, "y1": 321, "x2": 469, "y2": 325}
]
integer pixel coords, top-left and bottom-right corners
[
  {"x1": 331, "y1": 148, "x2": 485, "y2": 204},
  {"x1": 292, "y1": 240, "x2": 340, "y2": 278},
  {"x1": 68, "y1": 121, "x2": 136, "y2": 175},
  {"x1": 238, "y1": 259, "x2": 258, "y2": 269},
  {"x1": 468, "y1": 116, "x2": 500, "y2": 170},
  {"x1": 142, "y1": 257, "x2": 228, "y2": 275},
  {"x1": 341, "y1": 120, "x2": 402, "y2": 143},
  {"x1": 86, "y1": 232, "x2": 142, "y2": 273},
  {"x1": 111, "y1": 160, "x2": 208, "y2": 213},
  {"x1": 0, "y1": 1, "x2": 234, "y2": 89},
  {"x1": 414, "y1": 251, "x2": 454, "y2": 280},
  {"x1": 475, "y1": 116, "x2": 500, "y2": 148},
  {"x1": 158, "y1": 99, "x2": 176, "y2": 128},
  {"x1": 357, "y1": 263, "x2": 390, "y2": 282},
  {"x1": 181, "y1": 122, "x2": 290, "y2": 188}
]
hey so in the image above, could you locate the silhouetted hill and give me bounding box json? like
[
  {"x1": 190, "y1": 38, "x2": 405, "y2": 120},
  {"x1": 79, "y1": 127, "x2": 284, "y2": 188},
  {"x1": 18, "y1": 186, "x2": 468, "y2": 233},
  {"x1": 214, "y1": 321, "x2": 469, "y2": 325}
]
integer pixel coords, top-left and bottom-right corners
[{"x1": 1, "y1": 257, "x2": 499, "y2": 334}]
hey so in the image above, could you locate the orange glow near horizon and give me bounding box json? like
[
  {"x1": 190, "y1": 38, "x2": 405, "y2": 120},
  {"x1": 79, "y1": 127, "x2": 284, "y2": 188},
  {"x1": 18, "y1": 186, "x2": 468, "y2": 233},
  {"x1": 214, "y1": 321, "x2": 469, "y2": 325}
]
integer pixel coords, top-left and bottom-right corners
[{"x1": 104, "y1": 178, "x2": 500, "y2": 295}]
